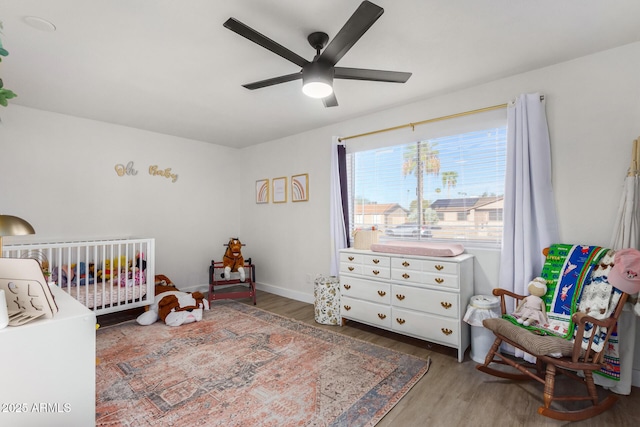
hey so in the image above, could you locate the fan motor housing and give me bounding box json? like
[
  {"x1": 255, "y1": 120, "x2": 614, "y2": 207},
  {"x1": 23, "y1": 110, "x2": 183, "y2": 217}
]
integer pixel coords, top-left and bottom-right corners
[{"x1": 307, "y1": 32, "x2": 329, "y2": 51}]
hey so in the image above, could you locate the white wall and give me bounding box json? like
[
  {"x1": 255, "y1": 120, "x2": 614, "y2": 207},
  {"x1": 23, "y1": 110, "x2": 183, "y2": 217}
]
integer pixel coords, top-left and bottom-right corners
[{"x1": 0, "y1": 106, "x2": 241, "y2": 288}]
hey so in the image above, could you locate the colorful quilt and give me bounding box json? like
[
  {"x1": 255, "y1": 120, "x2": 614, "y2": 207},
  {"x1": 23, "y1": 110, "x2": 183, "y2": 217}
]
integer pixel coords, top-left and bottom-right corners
[
  {"x1": 504, "y1": 244, "x2": 607, "y2": 338},
  {"x1": 504, "y1": 244, "x2": 623, "y2": 381}
]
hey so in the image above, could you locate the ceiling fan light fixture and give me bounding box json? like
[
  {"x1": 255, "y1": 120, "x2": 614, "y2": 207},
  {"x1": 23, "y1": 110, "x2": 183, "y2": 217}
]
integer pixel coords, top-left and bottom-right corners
[
  {"x1": 302, "y1": 81, "x2": 333, "y2": 99},
  {"x1": 302, "y1": 62, "x2": 334, "y2": 99}
]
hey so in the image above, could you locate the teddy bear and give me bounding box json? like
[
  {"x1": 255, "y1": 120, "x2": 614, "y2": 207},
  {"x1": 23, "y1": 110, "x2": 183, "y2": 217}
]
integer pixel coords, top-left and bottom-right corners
[
  {"x1": 512, "y1": 277, "x2": 548, "y2": 327},
  {"x1": 136, "y1": 275, "x2": 209, "y2": 326}
]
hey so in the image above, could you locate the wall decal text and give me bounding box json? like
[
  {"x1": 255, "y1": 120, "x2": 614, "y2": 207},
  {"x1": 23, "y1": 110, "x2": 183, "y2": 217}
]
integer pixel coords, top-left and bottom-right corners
[
  {"x1": 149, "y1": 165, "x2": 178, "y2": 183},
  {"x1": 114, "y1": 161, "x2": 138, "y2": 177}
]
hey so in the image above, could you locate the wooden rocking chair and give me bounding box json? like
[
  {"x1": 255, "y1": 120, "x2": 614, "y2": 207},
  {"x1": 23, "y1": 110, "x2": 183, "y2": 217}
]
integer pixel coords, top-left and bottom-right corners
[{"x1": 477, "y1": 288, "x2": 628, "y2": 421}]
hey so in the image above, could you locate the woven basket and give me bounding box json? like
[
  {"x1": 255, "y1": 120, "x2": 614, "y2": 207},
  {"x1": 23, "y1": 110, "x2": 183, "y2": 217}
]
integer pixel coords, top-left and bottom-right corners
[{"x1": 352, "y1": 229, "x2": 381, "y2": 250}]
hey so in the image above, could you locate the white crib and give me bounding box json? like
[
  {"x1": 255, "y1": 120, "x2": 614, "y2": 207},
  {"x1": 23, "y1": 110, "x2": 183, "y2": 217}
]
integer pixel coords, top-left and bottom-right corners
[{"x1": 2, "y1": 238, "x2": 155, "y2": 316}]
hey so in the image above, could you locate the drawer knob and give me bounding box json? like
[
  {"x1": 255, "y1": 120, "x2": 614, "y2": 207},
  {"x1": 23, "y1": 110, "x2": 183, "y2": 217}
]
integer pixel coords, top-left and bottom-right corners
[
  {"x1": 378, "y1": 313, "x2": 387, "y2": 320},
  {"x1": 372, "y1": 270, "x2": 380, "y2": 275},
  {"x1": 343, "y1": 284, "x2": 351, "y2": 290},
  {"x1": 348, "y1": 266, "x2": 354, "y2": 271},
  {"x1": 402, "y1": 273, "x2": 410, "y2": 279},
  {"x1": 402, "y1": 261, "x2": 410, "y2": 267},
  {"x1": 435, "y1": 277, "x2": 444, "y2": 284},
  {"x1": 395, "y1": 294, "x2": 405, "y2": 301},
  {"x1": 396, "y1": 318, "x2": 406, "y2": 325},
  {"x1": 348, "y1": 256, "x2": 355, "y2": 261},
  {"x1": 377, "y1": 290, "x2": 386, "y2": 297},
  {"x1": 373, "y1": 259, "x2": 380, "y2": 264},
  {"x1": 435, "y1": 265, "x2": 444, "y2": 271},
  {"x1": 441, "y1": 328, "x2": 453, "y2": 336},
  {"x1": 344, "y1": 305, "x2": 351, "y2": 311},
  {"x1": 440, "y1": 301, "x2": 452, "y2": 309}
]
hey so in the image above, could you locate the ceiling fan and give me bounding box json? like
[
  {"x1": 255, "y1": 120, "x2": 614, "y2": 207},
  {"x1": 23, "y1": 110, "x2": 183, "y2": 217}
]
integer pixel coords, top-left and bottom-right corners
[{"x1": 223, "y1": 0, "x2": 412, "y2": 107}]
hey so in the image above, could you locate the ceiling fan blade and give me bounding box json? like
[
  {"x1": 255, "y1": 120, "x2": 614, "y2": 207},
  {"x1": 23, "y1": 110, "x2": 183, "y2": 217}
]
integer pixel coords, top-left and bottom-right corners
[
  {"x1": 224, "y1": 18, "x2": 309, "y2": 68},
  {"x1": 319, "y1": 1, "x2": 384, "y2": 66},
  {"x1": 334, "y1": 67, "x2": 411, "y2": 83},
  {"x1": 242, "y1": 72, "x2": 303, "y2": 90},
  {"x1": 322, "y1": 93, "x2": 339, "y2": 108}
]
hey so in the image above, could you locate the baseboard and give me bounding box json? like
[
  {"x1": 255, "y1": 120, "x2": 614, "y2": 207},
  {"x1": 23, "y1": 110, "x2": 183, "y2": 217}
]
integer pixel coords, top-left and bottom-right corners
[
  {"x1": 633, "y1": 369, "x2": 640, "y2": 388},
  {"x1": 255, "y1": 282, "x2": 314, "y2": 304},
  {"x1": 179, "y1": 282, "x2": 314, "y2": 305},
  {"x1": 179, "y1": 283, "x2": 210, "y2": 294}
]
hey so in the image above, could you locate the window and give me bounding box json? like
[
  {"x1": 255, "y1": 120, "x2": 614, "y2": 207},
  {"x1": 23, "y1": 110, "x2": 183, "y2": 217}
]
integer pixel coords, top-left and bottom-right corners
[{"x1": 346, "y1": 126, "x2": 507, "y2": 246}]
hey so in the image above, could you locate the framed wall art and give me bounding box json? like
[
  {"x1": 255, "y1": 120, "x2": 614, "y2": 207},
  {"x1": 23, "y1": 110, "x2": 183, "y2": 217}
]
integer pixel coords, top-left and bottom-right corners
[
  {"x1": 272, "y1": 177, "x2": 287, "y2": 203},
  {"x1": 256, "y1": 179, "x2": 269, "y2": 204},
  {"x1": 291, "y1": 173, "x2": 309, "y2": 202}
]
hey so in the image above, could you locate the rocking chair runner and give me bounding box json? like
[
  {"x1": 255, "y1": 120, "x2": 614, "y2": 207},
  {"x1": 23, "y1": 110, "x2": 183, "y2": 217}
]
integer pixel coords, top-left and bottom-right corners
[{"x1": 477, "y1": 287, "x2": 628, "y2": 421}]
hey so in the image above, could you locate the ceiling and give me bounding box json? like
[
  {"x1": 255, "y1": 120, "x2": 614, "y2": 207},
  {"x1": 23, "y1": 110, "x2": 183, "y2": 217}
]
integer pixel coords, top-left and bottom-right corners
[{"x1": 1, "y1": 1, "x2": 640, "y2": 149}]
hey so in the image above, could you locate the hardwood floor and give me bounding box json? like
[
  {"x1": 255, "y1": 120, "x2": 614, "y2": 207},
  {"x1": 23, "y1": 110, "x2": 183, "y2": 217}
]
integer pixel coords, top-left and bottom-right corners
[
  {"x1": 98, "y1": 290, "x2": 640, "y2": 426},
  {"x1": 240, "y1": 290, "x2": 640, "y2": 427}
]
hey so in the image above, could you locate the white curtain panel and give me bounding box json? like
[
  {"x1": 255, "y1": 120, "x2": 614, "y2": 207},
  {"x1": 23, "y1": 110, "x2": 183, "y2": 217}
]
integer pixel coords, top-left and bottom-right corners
[
  {"x1": 601, "y1": 161, "x2": 640, "y2": 395},
  {"x1": 610, "y1": 175, "x2": 640, "y2": 250},
  {"x1": 329, "y1": 137, "x2": 348, "y2": 276},
  {"x1": 499, "y1": 93, "x2": 559, "y2": 363},
  {"x1": 499, "y1": 93, "x2": 559, "y2": 297}
]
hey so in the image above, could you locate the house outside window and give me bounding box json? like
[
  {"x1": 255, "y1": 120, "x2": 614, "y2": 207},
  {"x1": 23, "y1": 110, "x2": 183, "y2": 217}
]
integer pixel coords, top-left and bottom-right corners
[{"x1": 346, "y1": 126, "x2": 507, "y2": 246}]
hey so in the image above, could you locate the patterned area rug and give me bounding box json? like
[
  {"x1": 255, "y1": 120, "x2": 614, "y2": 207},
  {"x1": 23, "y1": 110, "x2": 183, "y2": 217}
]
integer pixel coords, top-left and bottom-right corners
[{"x1": 96, "y1": 300, "x2": 431, "y2": 426}]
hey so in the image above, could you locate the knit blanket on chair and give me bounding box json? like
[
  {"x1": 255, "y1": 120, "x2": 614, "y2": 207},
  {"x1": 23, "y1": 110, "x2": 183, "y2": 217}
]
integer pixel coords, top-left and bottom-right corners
[{"x1": 575, "y1": 249, "x2": 623, "y2": 380}]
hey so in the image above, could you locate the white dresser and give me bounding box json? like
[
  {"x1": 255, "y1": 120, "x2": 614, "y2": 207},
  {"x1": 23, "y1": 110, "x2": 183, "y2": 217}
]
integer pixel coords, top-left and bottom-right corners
[
  {"x1": 0, "y1": 285, "x2": 96, "y2": 427},
  {"x1": 339, "y1": 248, "x2": 474, "y2": 362}
]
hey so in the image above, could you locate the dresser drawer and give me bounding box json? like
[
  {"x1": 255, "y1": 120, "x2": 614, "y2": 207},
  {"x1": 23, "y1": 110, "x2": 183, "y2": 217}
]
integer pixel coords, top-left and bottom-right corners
[
  {"x1": 340, "y1": 276, "x2": 391, "y2": 304},
  {"x1": 340, "y1": 263, "x2": 363, "y2": 275},
  {"x1": 340, "y1": 252, "x2": 363, "y2": 264},
  {"x1": 363, "y1": 254, "x2": 390, "y2": 268},
  {"x1": 423, "y1": 272, "x2": 459, "y2": 290},
  {"x1": 392, "y1": 284, "x2": 459, "y2": 318},
  {"x1": 391, "y1": 257, "x2": 421, "y2": 270},
  {"x1": 341, "y1": 296, "x2": 392, "y2": 328},
  {"x1": 391, "y1": 308, "x2": 460, "y2": 346},
  {"x1": 362, "y1": 266, "x2": 390, "y2": 279},
  {"x1": 422, "y1": 260, "x2": 458, "y2": 275},
  {"x1": 390, "y1": 268, "x2": 423, "y2": 284}
]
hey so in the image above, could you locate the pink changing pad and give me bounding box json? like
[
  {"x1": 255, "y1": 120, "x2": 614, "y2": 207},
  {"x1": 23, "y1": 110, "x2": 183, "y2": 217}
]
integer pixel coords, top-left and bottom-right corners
[{"x1": 370, "y1": 241, "x2": 465, "y2": 257}]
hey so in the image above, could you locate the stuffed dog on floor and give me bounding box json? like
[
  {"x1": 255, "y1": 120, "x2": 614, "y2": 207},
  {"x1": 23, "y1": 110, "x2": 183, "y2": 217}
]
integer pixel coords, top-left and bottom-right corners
[{"x1": 136, "y1": 275, "x2": 209, "y2": 327}]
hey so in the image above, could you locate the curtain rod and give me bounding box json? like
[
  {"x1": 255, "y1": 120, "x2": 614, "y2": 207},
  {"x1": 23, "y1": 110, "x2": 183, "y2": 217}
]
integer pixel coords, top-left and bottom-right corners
[{"x1": 338, "y1": 103, "x2": 508, "y2": 142}]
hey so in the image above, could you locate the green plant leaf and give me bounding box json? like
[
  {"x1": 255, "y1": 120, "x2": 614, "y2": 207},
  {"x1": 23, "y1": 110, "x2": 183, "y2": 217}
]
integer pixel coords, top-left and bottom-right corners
[
  {"x1": 2, "y1": 88, "x2": 16, "y2": 99},
  {"x1": 0, "y1": 88, "x2": 16, "y2": 106}
]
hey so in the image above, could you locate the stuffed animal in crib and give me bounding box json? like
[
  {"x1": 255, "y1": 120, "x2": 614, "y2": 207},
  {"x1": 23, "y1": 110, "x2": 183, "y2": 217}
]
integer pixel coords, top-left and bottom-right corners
[
  {"x1": 98, "y1": 256, "x2": 127, "y2": 281},
  {"x1": 118, "y1": 253, "x2": 147, "y2": 287},
  {"x1": 136, "y1": 276, "x2": 209, "y2": 327},
  {"x1": 512, "y1": 277, "x2": 548, "y2": 327},
  {"x1": 222, "y1": 237, "x2": 246, "y2": 282}
]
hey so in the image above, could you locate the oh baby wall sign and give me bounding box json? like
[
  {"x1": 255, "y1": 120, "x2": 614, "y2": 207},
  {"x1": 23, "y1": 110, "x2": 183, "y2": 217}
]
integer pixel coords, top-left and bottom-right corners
[{"x1": 114, "y1": 161, "x2": 179, "y2": 183}]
